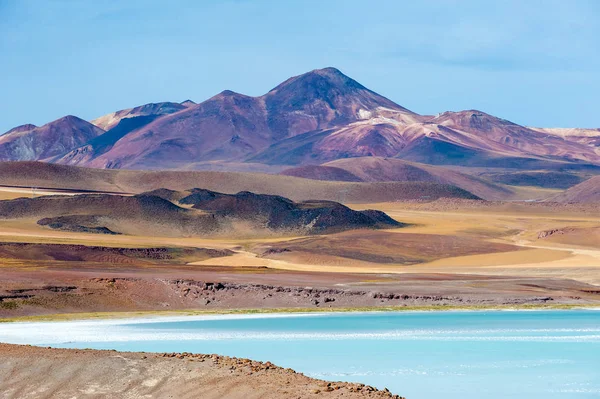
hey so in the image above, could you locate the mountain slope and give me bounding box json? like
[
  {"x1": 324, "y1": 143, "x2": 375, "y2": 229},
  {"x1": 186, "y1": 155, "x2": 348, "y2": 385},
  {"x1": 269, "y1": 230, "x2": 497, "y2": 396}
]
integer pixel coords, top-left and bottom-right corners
[
  {"x1": 262, "y1": 67, "x2": 415, "y2": 139},
  {"x1": 86, "y1": 91, "x2": 272, "y2": 168},
  {"x1": 481, "y1": 171, "x2": 587, "y2": 189},
  {"x1": 282, "y1": 157, "x2": 512, "y2": 200},
  {"x1": 280, "y1": 165, "x2": 362, "y2": 182},
  {"x1": 430, "y1": 111, "x2": 599, "y2": 163},
  {"x1": 252, "y1": 109, "x2": 600, "y2": 168},
  {"x1": 530, "y1": 127, "x2": 600, "y2": 152},
  {"x1": 91, "y1": 102, "x2": 187, "y2": 130},
  {"x1": 3, "y1": 124, "x2": 37, "y2": 135},
  {"x1": 3, "y1": 67, "x2": 599, "y2": 172},
  {"x1": 549, "y1": 176, "x2": 600, "y2": 203},
  {"x1": 66, "y1": 68, "x2": 415, "y2": 169},
  {"x1": 53, "y1": 115, "x2": 162, "y2": 166},
  {"x1": 0, "y1": 116, "x2": 105, "y2": 162},
  {"x1": 0, "y1": 162, "x2": 480, "y2": 203}
]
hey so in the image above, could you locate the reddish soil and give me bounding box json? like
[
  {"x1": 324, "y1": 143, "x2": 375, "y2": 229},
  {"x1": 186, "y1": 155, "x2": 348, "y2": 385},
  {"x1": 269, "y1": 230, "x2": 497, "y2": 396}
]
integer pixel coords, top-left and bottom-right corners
[
  {"x1": 1, "y1": 263, "x2": 599, "y2": 318},
  {"x1": 0, "y1": 344, "x2": 404, "y2": 398}
]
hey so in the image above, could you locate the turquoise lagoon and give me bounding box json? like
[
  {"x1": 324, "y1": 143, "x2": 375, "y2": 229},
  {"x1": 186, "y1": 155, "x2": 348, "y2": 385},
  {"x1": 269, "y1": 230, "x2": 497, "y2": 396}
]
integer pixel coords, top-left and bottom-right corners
[{"x1": 1, "y1": 310, "x2": 599, "y2": 399}]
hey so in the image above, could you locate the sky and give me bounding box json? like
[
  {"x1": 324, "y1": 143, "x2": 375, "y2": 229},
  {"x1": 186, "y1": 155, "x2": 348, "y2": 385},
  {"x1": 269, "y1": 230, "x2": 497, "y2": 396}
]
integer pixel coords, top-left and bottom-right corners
[{"x1": 1, "y1": 0, "x2": 600, "y2": 133}]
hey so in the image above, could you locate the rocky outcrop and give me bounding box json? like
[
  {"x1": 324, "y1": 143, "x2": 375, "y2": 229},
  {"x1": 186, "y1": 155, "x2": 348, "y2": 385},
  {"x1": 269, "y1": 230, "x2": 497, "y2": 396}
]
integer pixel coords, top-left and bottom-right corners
[{"x1": 538, "y1": 228, "x2": 575, "y2": 239}]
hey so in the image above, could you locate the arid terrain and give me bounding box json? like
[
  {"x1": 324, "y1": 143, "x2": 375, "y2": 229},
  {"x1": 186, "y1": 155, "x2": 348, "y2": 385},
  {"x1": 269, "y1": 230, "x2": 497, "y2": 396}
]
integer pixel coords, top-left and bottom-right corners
[
  {"x1": 0, "y1": 161, "x2": 598, "y2": 398},
  {"x1": 0, "y1": 344, "x2": 403, "y2": 399},
  {"x1": 0, "y1": 169, "x2": 599, "y2": 399},
  {"x1": 1, "y1": 69, "x2": 599, "y2": 399},
  {"x1": 4, "y1": 5, "x2": 600, "y2": 398},
  {"x1": 1, "y1": 179, "x2": 599, "y2": 319}
]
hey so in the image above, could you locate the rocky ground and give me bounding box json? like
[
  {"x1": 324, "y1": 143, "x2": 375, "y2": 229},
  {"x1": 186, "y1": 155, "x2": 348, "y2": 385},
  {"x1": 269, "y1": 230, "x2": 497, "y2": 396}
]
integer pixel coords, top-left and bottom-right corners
[
  {"x1": 2, "y1": 266, "x2": 600, "y2": 318},
  {"x1": 0, "y1": 344, "x2": 404, "y2": 399}
]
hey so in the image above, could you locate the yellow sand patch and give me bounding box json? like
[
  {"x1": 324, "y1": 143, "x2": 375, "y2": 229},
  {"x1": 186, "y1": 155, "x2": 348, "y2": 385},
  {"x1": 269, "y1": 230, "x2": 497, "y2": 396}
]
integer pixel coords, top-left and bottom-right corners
[{"x1": 422, "y1": 248, "x2": 571, "y2": 268}]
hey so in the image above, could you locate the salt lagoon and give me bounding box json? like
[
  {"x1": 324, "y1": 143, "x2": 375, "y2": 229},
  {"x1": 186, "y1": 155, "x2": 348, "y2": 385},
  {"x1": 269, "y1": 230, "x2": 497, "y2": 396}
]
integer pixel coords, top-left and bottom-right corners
[{"x1": 1, "y1": 310, "x2": 599, "y2": 399}]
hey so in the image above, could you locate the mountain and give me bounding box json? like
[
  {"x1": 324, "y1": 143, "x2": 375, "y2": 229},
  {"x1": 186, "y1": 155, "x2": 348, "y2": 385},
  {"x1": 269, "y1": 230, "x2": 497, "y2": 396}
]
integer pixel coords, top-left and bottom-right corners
[
  {"x1": 529, "y1": 127, "x2": 600, "y2": 138},
  {"x1": 91, "y1": 101, "x2": 187, "y2": 130},
  {"x1": 60, "y1": 68, "x2": 415, "y2": 169},
  {"x1": 53, "y1": 115, "x2": 162, "y2": 166},
  {"x1": 3, "y1": 124, "x2": 37, "y2": 135},
  {"x1": 281, "y1": 157, "x2": 512, "y2": 200},
  {"x1": 549, "y1": 176, "x2": 600, "y2": 203},
  {"x1": 429, "y1": 111, "x2": 599, "y2": 163},
  {"x1": 263, "y1": 67, "x2": 415, "y2": 139},
  {"x1": 249, "y1": 123, "x2": 414, "y2": 166},
  {"x1": 251, "y1": 109, "x2": 600, "y2": 168},
  {"x1": 530, "y1": 127, "x2": 600, "y2": 151},
  {"x1": 0, "y1": 116, "x2": 104, "y2": 162},
  {"x1": 2, "y1": 67, "x2": 599, "y2": 175},
  {"x1": 180, "y1": 100, "x2": 196, "y2": 107}
]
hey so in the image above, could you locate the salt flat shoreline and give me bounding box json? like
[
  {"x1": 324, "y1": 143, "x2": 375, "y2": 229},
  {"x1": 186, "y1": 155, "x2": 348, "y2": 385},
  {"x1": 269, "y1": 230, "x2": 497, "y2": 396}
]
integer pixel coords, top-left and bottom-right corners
[
  {"x1": 2, "y1": 308, "x2": 598, "y2": 398},
  {"x1": 0, "y1": 343, "x2": 404, "y2": 399},
  {"x1": 1, "y1": 303, "x2": 598, "y2": 324}
]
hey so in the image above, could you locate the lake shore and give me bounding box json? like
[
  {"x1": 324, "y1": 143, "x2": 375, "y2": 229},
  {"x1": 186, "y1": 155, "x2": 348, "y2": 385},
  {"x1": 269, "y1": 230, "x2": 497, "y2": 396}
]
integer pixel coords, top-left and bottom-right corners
[
  {"x1": 1, "y1": 302, "x2": 599, "y2": 323},
  {"x1": 3, "y1": 266, "x2": 600, "y2": 321},
  {"x1": 0, "y1": 343, "x2": 404, "y2": 399},
  {"x1": 3, "y1": 309, "x2": 599, "y2": 399}
]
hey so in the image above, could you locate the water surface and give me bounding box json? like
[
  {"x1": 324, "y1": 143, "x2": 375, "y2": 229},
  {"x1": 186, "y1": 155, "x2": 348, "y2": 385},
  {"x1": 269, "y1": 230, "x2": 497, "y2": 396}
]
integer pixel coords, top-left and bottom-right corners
[{"x1": 2, "y1": 310, "x2": 599, "y2": 399}]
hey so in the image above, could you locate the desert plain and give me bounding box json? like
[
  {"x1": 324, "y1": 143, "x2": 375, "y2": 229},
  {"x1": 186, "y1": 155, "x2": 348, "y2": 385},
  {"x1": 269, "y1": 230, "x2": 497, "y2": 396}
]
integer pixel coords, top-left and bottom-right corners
[
  {"x1": 0, "y1": 165, "x2": 599, "y2": 398},
  {"x1": 0, "y1": 177, "x2": 598, "y2": 319}
]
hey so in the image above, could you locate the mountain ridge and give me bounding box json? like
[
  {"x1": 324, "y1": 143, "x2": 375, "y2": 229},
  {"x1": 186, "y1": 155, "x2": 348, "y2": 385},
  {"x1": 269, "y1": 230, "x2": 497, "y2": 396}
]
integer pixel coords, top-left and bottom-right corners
[
  {"x1": 0, "y1": 116, "x2": 104, "y2": 162},
  {"x1": 2, "y1": 67, "x2": 599, "y2": 176}
]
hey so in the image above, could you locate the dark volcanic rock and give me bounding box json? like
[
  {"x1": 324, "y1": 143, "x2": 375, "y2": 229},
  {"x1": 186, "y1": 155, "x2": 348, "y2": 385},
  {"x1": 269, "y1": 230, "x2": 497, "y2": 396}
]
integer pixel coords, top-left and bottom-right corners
[
  {"x1": 0, "y1": 187, "x2": 403, "y2": 236},
  {"x1": 177, "y1": 188, "x2": 403, "y2": 233},
  {"x1": 37, "y1": 216, "x2": 120, "y2": 235}
]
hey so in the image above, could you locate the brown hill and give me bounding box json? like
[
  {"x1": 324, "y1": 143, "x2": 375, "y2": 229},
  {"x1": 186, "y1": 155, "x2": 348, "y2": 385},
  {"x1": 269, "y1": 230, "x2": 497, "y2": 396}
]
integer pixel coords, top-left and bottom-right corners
[
  {"x1": 153, "y1": 188, "x2": 402, "y2": 233},
  {"x1": 263, "y1": 230, "x2": 521, "y2": 265},
  {"x1": 0, "y1": 193, "x2": 200, "y2": 237},
  {"x1": 0, "y1": 188, "x2": 402, "y2": 237},
  {"x1": 548, "y1": 176, "x2": 600, "y2": 203},
  {"x1": 0, "y1": 242, "x2": 230, "y2": 264},
  {"x1": 482, "y1": 171, "x2": 587, "y2": 189},
  {"x1": 281, "y1": 157, "x2": 512, "y2": 200},
  {"x1": 280, "y1": 165, "x2": 362, "y2": 182},
  {"x1": 0, "y1": 162, "x2": 480, "y2": 203},
  {"x1": 0, "y1": 162, "x2": 120, "y2": 192},
  {"x1": 0, "y1": 116, "x2": 104, "y2": 162}
]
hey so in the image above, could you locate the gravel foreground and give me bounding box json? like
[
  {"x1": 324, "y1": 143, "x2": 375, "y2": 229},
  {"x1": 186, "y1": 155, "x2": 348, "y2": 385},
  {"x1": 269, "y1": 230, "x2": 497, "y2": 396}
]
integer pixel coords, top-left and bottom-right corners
[{"x1": 0, "y1": 344, "x2": 404, "y2": 399}]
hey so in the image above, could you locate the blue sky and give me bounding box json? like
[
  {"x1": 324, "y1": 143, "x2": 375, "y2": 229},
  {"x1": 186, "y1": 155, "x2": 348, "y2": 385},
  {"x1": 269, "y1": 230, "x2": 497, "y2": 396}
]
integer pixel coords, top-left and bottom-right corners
[{"x1": 1, "y1": 0, "x2": 599, "y2": 133}]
